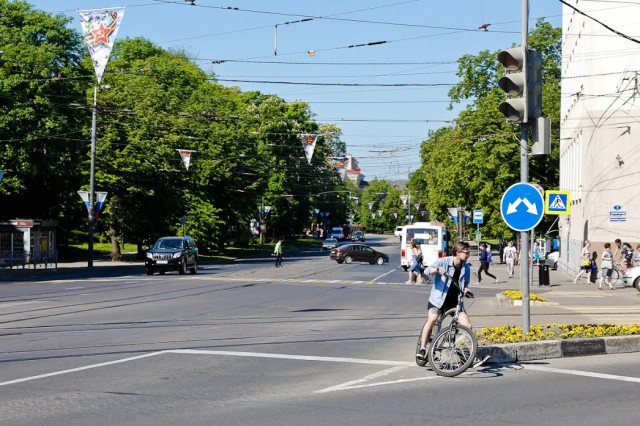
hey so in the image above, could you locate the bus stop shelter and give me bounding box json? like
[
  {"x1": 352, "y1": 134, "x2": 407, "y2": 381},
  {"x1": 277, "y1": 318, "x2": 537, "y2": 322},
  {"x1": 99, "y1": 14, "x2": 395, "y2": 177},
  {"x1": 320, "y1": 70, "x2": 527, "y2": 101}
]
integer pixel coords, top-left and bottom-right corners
[{"x1": 0, "y1": 219, "x2": 58, "y2": 269}]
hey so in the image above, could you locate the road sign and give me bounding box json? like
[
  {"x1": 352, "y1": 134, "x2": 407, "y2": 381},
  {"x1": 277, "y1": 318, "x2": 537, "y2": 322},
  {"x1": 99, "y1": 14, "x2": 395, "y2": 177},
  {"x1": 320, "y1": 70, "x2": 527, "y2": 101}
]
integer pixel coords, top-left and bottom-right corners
[
  {"x1": 544, "y1": 190, "x2": 570, "y2": 215},
  {"x1": 500, "y1": 183, "x2": 544, "y2": 231},
  {"x1": 473, "y1": 209, "x2": 483, "y2": 224}
]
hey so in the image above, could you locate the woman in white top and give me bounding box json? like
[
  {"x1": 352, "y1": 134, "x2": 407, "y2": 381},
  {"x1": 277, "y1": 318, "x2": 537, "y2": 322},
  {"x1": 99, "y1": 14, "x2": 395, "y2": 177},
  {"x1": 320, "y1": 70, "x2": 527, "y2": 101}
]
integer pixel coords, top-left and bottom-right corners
[
  {"x1": 573, "y1": 241, "x2": 591, "y2": 285},
  {"x1": 598, "y1": 242, "x2": 614, "y2": 290}
]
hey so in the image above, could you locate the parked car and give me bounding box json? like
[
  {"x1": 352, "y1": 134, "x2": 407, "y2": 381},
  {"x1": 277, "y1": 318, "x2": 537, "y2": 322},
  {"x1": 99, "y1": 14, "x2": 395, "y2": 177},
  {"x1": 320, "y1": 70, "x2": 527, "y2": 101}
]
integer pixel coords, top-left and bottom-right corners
[
  {"x1": 351, "y1": 231, "x2": 365, "y2": 242},
  {"x1": 622, "y1": 266, "x2": 640, "y2": 291},
  {"x1": 322, "y1": 238, "x2": 339, "y2": 252},
  {"x1": 145, "y1": 236, "x2": 198, "y2": 275},
  {"x1": 546, "y1": 251, "x2": 559, "y2": 270},
  {"x1": 329, "y1": 244, "x2": 389, "y2": 265}
]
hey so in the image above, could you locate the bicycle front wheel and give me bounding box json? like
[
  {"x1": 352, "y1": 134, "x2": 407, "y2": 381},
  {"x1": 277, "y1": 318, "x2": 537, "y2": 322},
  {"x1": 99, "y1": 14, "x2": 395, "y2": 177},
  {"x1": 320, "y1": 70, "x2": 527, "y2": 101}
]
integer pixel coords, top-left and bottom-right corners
[{"x1": 427, "y1": 324, "x2": 478, "y2": 377}]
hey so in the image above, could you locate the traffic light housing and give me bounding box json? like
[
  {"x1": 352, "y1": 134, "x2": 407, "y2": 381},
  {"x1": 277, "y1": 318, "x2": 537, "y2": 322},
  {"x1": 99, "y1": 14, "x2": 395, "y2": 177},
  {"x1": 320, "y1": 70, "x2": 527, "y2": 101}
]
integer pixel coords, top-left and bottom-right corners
[
  {"x1": 498, "y1": 47, "x2": 527, "y2": 123},
  {"x1": 497, "y1": 47, "x2": 543, "y2": 124},
  {"x1": 527, "y1": 49, "x2": 542, "y2": 120}
]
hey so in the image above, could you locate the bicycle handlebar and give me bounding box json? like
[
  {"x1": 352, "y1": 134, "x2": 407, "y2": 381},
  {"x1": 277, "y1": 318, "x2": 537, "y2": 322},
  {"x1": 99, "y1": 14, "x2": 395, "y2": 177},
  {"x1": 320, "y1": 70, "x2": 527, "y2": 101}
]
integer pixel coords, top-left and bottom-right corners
[{"x1": 439, "y1": 270, "x2": 474, "y2": 298}]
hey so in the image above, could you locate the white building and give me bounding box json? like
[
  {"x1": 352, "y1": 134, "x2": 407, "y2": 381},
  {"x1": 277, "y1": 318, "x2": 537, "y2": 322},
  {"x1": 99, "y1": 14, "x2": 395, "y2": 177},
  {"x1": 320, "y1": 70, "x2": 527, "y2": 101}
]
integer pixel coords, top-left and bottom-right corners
[{"x1": 559, "y1": 1, "x2": 640, "y2": 273}]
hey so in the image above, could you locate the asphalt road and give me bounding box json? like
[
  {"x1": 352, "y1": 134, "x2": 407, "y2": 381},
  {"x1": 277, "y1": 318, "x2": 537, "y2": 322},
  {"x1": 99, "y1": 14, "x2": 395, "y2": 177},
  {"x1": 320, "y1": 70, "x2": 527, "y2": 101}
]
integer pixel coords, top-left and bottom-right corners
[{"x1": 1, "y1": 234, "x2": 639, "y2": 425}]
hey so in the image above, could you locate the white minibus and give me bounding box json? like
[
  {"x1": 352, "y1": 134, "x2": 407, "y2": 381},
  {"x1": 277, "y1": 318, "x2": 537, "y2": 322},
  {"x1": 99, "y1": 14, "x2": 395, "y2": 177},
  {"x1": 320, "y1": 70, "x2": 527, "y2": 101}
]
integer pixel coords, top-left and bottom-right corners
[{"x1": 400, "y1": 222, "x2": 450, "y2": 271}]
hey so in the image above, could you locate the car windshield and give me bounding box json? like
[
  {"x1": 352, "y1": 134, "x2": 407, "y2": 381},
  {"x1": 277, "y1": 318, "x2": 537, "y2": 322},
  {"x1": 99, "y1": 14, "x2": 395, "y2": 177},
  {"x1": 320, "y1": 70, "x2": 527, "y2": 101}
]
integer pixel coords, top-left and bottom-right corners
[
  {"x1": 325, "y1": 239, "x2": 337, "y2": 243},
  {"x1": 154, "y1": 238, "x2": 183, "y2": 249}
]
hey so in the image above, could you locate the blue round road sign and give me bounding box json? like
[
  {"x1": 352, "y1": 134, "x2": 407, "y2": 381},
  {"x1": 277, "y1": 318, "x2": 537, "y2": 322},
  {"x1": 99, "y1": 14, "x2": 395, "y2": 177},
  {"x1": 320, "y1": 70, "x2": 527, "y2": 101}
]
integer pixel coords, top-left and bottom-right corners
[{"x1": 500, "y1": 183, "x2": 544, "y2": 231}]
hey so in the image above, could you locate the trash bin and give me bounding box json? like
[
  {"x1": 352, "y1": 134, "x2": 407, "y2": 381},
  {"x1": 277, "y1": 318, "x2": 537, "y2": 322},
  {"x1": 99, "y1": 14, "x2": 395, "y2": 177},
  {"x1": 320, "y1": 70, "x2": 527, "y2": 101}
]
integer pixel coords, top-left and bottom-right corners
[{"x1": 538, "y1": 264, "x2": 550, "y2": 286}]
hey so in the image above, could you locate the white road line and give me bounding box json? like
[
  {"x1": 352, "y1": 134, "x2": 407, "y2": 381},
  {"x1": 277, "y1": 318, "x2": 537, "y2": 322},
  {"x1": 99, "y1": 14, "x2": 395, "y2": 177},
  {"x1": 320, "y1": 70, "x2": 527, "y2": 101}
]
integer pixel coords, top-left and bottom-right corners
[
  {"x1": 315, "y1": 365, "x2": 420, "y2": 393},
  {"x1": 523, "y1": 364, "x2": 640, "y2": 384},
  {"x1": 0, "y1": 301, "x2": 48, "y2": 308},
  {"x1": 326, "y1": 280, "x2": 340, "y2": 283},
  {"x1": 372, "y1": 268, "x2": 397, "y2": 282},
  {"x1": 317, "y1": 376, "x2": 437, "y2": 393},
  {"x1": 167, "y1": 349, "x2": 413, "y2": 366},
  {"x1": 0, "y1": 352, "x2": 165, "y2": 387}
]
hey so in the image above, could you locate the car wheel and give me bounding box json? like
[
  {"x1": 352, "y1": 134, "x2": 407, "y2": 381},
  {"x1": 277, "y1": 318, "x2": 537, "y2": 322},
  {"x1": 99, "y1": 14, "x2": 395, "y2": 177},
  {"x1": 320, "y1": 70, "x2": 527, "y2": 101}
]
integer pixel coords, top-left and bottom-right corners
[
  {"x1": 376, "y1": 256, "x2": 384, "y2": 265},
  {"x1": 159, "y1": 271, "x2": 166, "y2": 275},
  {"x1": 344, "y1": 255, "x2": 353, "y2": 264},
  {"x1": 190, "y1": 257, "x2": 198, "y2": 274},
  {"x1": 634, "y1": 277, "x2": 640, "y2": 292},
  {"x1": 552, "y1": 262, "x2": 558, "y2": 270},
  {"x1": 178, "y1": 259, "x2": 187, "y2": 275},
  {"x1": 402, "y1": 266, "x2": 408, "y2": 272},
  {"x1": 146, "y1": 268, "x2": 154, "y2": 275}
]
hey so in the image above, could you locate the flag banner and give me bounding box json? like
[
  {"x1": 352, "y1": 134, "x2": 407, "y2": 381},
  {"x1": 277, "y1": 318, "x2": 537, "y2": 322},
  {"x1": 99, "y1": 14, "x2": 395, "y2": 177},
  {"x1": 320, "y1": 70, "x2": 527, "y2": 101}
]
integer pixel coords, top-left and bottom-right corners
[
  {"x1": 368, "y1": 202, "x2": 375, "y2": 211},
  {"x1": 95, "y1": 191, "x2": 108, "y2": 221},
  {"x1": 377, "y1": 209, "x2": 383, "y2": 217},
  {"x1": 176, "y1": 149, "x2": 197, "y2": 171},
  {"x1": 78, "y1": 8, "x2": 125, "y2": 84},
  {"x1": 393, "y1": 212, "x2": 398, "y2": 219},
  {"x1": 300, "y1": 134, "x2": 319, "y2": 165},
  {"x1": 338, "y1": 169, "x2": 346, "y2": 180},
  {"x1": 414, "y1": 202, "x2": 420, "y2": 210},
  {"x1": 400, "y1": 195, "x2": 408, "y2": 207},
  {"x1": 77, "y1": 191, "x2": 90, "y2": 213},
  {"x1": 331, "y1": 157, "x2": 348, "y2": 169}
]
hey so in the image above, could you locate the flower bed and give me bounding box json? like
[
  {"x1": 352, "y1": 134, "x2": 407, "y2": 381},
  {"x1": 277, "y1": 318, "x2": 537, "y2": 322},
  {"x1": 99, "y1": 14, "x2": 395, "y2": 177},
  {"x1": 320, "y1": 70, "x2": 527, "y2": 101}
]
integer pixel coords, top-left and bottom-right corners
[{"x1": 477, "y1": 323, "x2": 640, "y2": 345}]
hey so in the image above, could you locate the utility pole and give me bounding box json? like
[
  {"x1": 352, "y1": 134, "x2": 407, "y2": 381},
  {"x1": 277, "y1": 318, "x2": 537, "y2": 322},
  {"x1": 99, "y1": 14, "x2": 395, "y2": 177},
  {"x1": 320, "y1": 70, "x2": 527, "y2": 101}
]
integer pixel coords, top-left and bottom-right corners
[{"x1": 87, "y1": 86, "x2": 98, "y2": 267}]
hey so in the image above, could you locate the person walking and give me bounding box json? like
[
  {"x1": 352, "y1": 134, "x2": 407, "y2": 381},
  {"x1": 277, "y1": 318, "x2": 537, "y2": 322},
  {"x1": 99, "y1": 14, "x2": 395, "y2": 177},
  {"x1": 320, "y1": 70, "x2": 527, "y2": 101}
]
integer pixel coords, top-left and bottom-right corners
[
  {"x1": 498, "y1": 238, "x2": 506, "y2": 264},
  {"x1": 477, "y1": 242, "x2": 498, "y2": 284},
  {"x1": 532, "y1": 242, "x2": 541, "y2": 266},
  {"x1": 407, "y1": 241, "x2": 423, "y2": 284},
  {"x1": 573, "y1": 241, "x2": 591, "y2": 284},
  {"x1": 503, "y1": 241, "x2": 517, "y2": 278},
  {"x1": 274, "y1": 239, "x2": 283, "y2": 267},
  {"x1": 599, "y1": 242, "x2": 615, "y2": 290}
]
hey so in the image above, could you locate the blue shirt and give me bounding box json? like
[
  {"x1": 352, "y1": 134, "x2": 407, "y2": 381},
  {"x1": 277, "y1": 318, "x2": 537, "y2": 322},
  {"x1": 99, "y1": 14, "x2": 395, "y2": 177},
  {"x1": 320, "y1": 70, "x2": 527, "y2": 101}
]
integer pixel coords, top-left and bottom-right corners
[{"x1": 428, "y1": 256, "x2": 471, "y2": 309}]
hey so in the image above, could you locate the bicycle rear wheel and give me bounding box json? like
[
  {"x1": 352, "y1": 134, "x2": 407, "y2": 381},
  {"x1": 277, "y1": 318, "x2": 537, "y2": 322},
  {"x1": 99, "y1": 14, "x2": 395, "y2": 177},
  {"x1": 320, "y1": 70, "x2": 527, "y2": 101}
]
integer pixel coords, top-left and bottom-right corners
[
  {"x1": 427, "y1": 324, "x2": 478, "y2": 377},
  {"x1": 610, "y1": 268, "x2": 620, "y2": 286},
  {"x1": 415, "y1": 309, "x2": 455, "y2": 367}
]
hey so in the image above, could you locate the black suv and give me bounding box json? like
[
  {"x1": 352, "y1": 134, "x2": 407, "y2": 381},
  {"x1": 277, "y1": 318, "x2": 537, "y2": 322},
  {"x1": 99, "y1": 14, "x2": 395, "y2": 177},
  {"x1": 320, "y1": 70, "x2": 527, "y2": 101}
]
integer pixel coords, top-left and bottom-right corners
[{"x1": 145, "y1": 236, "x2": 198, "y2": 275}]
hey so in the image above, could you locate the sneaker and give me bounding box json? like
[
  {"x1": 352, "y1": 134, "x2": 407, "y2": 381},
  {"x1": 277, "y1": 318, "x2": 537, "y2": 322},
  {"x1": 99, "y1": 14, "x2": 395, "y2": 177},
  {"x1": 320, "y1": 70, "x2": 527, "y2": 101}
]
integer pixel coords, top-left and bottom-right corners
[
  {"x1": 472, "y1": 355, "x2": 491, "y2": 368},
  {"x1": 416, "y1": 348, "x2": 426, "y2": 360}
]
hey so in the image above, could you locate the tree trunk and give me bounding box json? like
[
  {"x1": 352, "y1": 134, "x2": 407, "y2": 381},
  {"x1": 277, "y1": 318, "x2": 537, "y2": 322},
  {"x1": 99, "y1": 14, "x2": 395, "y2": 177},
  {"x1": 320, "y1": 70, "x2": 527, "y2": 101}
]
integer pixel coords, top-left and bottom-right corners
[{"x1": 109, "y1": 227, "x2": 122, "y2": 261}]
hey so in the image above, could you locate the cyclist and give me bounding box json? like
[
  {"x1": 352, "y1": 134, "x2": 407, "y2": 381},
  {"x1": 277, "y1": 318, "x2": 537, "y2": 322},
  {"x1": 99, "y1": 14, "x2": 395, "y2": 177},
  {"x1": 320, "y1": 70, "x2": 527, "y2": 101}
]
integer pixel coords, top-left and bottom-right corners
[{"x1": 416, "y1": 241, "x2": 489, "y2": 367}]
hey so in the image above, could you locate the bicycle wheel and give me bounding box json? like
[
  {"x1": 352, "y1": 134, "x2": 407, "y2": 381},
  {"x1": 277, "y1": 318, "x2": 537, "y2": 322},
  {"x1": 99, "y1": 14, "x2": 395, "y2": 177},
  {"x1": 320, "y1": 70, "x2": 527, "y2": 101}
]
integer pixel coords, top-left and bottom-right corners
[
  {"x1": 415, "y1": 309, "x2": 455, "y2": 367},
  {"x1": 610, "y1": 268, "x2": 620, "y2": 286},
  {"x1": 427, "y1": 324, "x2": 478, "y2": 377}
]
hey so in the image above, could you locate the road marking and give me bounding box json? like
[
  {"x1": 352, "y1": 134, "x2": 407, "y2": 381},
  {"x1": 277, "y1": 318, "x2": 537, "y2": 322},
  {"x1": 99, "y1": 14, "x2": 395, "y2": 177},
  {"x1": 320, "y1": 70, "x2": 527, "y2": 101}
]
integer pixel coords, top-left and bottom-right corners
[
  {"x1": 0, "y1": 301, "x2": 48, "y2": 308},
  {"x1": 523, "y1": 364, "x2": 640, "y2": 384},
  {"x1": 167, "y1": 349, "x2": 413, "y2": 366},
  {"x1": 372, "y1": 268, "x2": 397, "y2": 282},
  {"x1": 315, "y1": 365, "x2": 430, "y2": 393},
  {"x1": 0, "y1": 352, "x2": 164, "y2": 387}
]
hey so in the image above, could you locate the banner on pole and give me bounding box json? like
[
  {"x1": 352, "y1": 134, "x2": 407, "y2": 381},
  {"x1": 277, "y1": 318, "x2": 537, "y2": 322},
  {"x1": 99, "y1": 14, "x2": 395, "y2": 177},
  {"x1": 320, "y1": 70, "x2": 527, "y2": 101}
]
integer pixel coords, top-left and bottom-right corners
[
  {"x1": 176, "y1": 149, "x2": 197, "y2": 171},
  {"x1": 300, "y1": 134, "x2": 319, "y2": 165},
  {"x1": 78, "y1": 8, "x2": 126, "y2": 84}
]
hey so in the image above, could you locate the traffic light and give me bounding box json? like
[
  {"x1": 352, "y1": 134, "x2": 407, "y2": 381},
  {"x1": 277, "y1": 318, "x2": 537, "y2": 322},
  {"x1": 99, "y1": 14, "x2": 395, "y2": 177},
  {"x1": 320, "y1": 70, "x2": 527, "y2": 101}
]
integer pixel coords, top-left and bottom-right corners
[
  {"x1": 497, "y1": 47, "x2": 527, "y2": 123},
  {"x1": 527, "y1": 49, "x2": 542, "y2": 119}
]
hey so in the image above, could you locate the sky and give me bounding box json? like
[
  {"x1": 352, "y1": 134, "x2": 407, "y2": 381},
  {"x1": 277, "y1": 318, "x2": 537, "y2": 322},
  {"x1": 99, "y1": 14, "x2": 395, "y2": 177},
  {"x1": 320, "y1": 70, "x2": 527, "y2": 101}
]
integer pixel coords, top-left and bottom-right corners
[{"x1": 25, "y1": 0, "x2": 562, "y2": 182}]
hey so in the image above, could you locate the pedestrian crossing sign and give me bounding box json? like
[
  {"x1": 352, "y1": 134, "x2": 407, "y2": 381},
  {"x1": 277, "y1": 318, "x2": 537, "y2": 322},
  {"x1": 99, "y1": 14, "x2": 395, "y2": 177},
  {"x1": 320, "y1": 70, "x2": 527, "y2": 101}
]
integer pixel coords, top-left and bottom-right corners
[{"x1": 544, "y1": 190, "x2": 570, "y2": 215}]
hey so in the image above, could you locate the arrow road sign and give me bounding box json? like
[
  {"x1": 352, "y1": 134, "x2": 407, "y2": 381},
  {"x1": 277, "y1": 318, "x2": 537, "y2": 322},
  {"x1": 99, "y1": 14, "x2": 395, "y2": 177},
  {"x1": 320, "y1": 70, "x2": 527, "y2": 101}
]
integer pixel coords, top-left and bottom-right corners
[{"x1": 500, "y1": 183, "x2": 544, "y2": 231}]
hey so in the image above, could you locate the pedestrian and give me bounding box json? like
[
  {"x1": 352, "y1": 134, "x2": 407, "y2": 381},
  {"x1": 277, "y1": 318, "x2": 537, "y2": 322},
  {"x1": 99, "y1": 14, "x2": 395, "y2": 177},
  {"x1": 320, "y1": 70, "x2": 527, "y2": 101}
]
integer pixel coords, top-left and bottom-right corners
[
  {"x1": 503, "y1": 241, "x2": 517, "y2": 278},
  {"x1": 407, "y1": 241, "x2": 423, "y2": 284},
  {"x1": 498, "y1": 238, "x2": 506, "y2": 264},
  {"x1": 599, "y1": 242, "x2": 615, "y2": 290},
  {"x1": 274, "y1": 239, "x2": 283, "y2": 267},
  {"x1": 477, "y1": 242, "x2": 499, "y2": 284},
  {"x1": 532, "y1": 242, "x2": 541, "y2": 265},
  {"x1": 573, "y1": 241, "x2": 591, "y2": 284},
  {"x1": 633, "y1": 244, "x2": 640, "y2": 267}
]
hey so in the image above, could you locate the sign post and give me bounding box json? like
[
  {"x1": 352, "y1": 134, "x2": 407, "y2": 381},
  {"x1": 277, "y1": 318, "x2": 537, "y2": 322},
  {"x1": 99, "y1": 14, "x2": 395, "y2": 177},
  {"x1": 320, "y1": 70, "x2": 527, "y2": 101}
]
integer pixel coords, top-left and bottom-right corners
[{"x1": 500, "y1": 182, "x2": 544, "y2": 332}]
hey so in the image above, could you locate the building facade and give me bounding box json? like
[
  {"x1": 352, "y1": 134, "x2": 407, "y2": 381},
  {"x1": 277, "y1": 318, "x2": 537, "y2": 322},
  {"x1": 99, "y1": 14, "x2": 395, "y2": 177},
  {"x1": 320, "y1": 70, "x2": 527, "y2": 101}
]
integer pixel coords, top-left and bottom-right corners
[{"x1": 559, "y1": 1, "x2": 640, "y2": 273}]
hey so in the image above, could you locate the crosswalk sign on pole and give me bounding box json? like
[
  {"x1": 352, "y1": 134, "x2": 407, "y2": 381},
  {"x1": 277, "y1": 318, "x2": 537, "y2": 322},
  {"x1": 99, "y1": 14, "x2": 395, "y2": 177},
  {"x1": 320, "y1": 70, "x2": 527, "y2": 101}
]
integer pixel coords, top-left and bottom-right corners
[{"x1": 544, "y1": 190, "x2": 571, "y2": 215}]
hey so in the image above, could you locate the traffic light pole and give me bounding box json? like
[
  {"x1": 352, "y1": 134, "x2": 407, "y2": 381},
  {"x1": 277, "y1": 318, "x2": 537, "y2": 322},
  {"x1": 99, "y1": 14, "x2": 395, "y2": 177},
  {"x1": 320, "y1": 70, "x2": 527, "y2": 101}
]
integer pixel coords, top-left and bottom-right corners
[{"x1": 520, "y1": 0, "x2": 530, "y2": 333}]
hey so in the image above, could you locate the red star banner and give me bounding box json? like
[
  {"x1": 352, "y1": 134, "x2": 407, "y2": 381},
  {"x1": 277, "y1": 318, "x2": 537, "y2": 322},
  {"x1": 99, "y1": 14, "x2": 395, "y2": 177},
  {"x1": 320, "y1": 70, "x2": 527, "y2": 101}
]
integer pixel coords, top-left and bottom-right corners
[
  {"x1": 176, "y1": 149, "x2": 197, "y2": 171},
  {"x1": 79, "y1": 8, "x2": 126, "y2": 83}
]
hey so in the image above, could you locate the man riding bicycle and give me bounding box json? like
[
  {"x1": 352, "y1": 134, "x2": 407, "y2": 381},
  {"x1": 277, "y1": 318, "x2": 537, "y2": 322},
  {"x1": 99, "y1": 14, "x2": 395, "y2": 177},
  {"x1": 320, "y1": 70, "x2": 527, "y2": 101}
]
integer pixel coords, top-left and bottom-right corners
[{"x1": 416, "y1": 241, "x2": 489, "y2": 367}]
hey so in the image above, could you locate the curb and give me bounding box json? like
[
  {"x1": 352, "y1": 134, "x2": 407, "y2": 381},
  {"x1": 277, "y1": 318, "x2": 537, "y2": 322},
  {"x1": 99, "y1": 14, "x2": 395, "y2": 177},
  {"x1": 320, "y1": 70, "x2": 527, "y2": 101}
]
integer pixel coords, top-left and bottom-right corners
[{"x1": 477, "y1": 335, "x2": 640, "y2": 363}]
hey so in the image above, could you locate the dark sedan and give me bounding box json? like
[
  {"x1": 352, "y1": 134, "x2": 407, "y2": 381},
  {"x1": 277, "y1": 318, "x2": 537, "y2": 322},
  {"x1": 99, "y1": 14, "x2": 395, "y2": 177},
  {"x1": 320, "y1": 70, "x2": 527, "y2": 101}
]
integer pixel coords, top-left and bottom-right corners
[
  {"x1": 329, "y1": 244, "x2": 389, "y2": 265},
  {"x1": 350, "y1": 231, "x2": 365, "y2": 242}
]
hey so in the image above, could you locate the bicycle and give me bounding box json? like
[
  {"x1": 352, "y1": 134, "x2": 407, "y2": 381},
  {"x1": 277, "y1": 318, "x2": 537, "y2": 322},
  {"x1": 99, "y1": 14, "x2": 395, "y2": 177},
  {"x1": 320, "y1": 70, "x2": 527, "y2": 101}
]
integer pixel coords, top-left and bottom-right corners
[
  {"x1": 418, "y1": 273, "x2": 479, "y2": 377},
  {"x1": 415, "y1": 308, "x2": 455, "y2": 367}
]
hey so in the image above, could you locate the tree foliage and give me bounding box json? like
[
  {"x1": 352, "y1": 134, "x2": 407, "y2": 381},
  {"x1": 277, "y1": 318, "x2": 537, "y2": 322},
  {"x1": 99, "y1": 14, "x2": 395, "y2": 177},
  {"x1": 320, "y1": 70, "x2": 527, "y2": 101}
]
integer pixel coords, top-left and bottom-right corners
[{"x1": 410, "y1": 19, "x2": 562, "y2": 240}]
